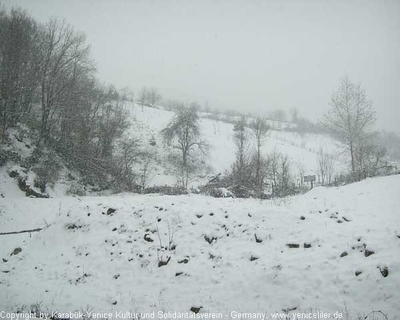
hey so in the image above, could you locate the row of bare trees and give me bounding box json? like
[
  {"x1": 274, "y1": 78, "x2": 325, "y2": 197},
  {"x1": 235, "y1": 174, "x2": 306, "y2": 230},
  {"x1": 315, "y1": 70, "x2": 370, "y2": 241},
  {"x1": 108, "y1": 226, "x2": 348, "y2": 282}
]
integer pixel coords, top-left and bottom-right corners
[
  {"x1": 229, "y1": 116, "x2": 298, "y2": 197},
  {"x1": 157, "y1": 76, "x2": 390, "y2": 193},
  {"x1": 0, "y1": 8, "x2": 141, "y2": 191},
  {"x1": 137, "y1": 87, "x2": 162, "y2": 111},
  {"x1": 0, "y1": 8, "x2": 40, "y2": 136},
  {"x1": 160, "y1": 106, "x2": 298, "y2": 197}
]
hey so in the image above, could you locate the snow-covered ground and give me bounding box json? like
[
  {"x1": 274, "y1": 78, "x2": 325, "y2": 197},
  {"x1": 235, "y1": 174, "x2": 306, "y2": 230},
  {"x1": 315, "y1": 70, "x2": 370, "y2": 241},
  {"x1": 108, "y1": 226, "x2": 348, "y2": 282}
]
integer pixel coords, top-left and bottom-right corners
[{"x1": 1, "y1": 175, "x2": 399, "y2": 318}]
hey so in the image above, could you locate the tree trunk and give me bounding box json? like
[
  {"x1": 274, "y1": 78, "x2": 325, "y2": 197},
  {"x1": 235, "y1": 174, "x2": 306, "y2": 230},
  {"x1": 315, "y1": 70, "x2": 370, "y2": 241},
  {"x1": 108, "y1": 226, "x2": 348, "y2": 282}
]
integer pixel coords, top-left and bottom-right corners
[
  {"x1": 350, "y1": 141, "x2": 357, "y2": 181},
  {"x1": 256, "y1": 139, "x2": 261, "y2": 193},
  {"x1": 182, "y1": 149, "x2": 188, "y2": 189}
]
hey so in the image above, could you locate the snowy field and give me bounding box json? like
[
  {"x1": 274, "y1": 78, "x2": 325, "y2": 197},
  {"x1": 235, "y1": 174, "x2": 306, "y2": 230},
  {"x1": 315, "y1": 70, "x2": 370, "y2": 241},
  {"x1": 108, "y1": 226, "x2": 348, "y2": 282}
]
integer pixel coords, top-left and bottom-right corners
[{"x1": 1, "y1": 175, "x2": 399, "y2": 318}]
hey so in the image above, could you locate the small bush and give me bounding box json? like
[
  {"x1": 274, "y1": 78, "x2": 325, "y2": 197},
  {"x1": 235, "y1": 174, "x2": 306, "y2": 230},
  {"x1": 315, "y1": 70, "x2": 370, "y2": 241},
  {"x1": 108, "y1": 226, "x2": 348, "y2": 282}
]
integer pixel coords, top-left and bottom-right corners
[
  {"x1": 8, "y1": 170, "x2": 20, "y2": 178},
  {"x1": 66, "y1": 181, "x2": 86, "y2": 196},
  {"x1": 209, "y1": 187, "x2": 234, "y2": 198},
  {"x1": 23, "y1": 147, "x2": 43, "y2": 168},
  {"x1": 143, "y1": 185, "x2": 188, "y2": 195},
  {"x1": 17, "y1": 177, "x2": 49, "y2": 198},
  {"x1": 149, "y1": 137, "x2": 157, "y2": 146},
  {"x1": 34, "y1": 177, "x2": 47, "y2": 193},
  {"x1": 33, "y1": 150, "x2": 62, "y2": 187},
  {"x1": 230, "y1": 185, "x2": 253, "y2": 198},
  {"x1": 0, "y1": 149, "x2": 21, "y2": 166}
]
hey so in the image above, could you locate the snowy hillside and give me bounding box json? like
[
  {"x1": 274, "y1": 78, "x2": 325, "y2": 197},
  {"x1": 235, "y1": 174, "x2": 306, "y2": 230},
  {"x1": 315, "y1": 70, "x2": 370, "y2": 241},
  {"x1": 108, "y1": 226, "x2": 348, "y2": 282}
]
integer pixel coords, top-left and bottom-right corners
[
  {"x1": 1, "y1": 175, "x2": 399, "y2": 317},
  {"x1": 127, "y1": 104, "x2": 344, "y2": 188},
  {"x1": 0, "y1": 103, "x2": 345, "y2": 200}
]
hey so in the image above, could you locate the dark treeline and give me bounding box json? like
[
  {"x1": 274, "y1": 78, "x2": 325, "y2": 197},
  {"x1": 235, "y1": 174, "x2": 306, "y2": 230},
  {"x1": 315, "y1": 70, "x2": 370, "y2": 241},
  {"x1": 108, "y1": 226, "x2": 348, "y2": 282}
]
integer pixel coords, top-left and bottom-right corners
[{"x1": 0, "y1": 7, "x2": 134, "y2": 191}]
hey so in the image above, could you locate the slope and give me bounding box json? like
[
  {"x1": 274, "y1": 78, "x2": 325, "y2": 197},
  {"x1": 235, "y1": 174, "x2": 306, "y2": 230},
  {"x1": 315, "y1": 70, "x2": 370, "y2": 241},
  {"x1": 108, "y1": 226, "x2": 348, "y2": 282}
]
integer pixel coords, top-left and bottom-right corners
[
  {"x1": 127, "y1": 104, "x2": 344, "y2": 188},
  {"x1": 0, "y1": 175, "x2": 399, "y2": 317}
]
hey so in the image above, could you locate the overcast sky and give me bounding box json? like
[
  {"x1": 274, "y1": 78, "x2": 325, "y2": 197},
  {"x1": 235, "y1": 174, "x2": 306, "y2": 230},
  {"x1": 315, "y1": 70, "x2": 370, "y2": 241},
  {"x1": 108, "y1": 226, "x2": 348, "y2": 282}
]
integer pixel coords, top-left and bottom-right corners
[{"x1": 2, "y1": 0, "x2": 400, "y2": 134}]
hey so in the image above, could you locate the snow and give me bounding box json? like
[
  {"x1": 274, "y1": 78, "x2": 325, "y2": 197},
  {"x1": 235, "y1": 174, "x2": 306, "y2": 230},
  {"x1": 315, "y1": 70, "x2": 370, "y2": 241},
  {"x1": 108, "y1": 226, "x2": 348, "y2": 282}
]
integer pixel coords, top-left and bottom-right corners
[
  {"x1": 1, "y1": 175, "x2": 399, "y2": 317},
  {"x1": 125, "y1": 104, "x2": 344, "y2": 187},
  {"x1": 0, "y1": 104, "x2": 344, "y2": 196},
  {"x1": 0, "y1": 105, "x2": 398, "y2": 317}
]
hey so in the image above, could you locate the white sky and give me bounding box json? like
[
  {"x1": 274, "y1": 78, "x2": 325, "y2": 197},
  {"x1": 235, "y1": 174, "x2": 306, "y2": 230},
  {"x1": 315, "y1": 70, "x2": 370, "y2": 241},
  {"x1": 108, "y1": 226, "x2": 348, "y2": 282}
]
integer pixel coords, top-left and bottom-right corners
[{"x1": 2, "y1": 0, "x2": 400, "y2": 134}]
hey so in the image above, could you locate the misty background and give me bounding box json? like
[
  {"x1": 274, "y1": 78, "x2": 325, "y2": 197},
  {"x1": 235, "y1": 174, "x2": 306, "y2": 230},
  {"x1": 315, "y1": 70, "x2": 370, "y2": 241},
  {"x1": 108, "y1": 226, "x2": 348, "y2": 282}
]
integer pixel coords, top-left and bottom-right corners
[{"x1": 2, "y1": 0, "x2": 399, "y2": 134}]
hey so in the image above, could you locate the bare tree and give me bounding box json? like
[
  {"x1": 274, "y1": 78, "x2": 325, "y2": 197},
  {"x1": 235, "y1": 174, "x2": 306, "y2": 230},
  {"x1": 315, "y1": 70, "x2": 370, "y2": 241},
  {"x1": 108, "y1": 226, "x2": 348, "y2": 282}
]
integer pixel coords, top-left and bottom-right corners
[
  {"x1": 67, "y1": 83, "x2": 130, "y2": 183},
  {"x1": 137, "y1": 87, "x2": 148, "y2": 111},
  {"x1": 139, "y1": 149, "x2": 157, "y2": 191},
  {"x1": 161, "y1": 106, "x2": 208, "y2": 189},
  {"x1": 113, "y1": 137, "x2": 140, "y2": 191},
  {"x1": 94, "y1": 86, "x2": 130, "y2": 159},
  {"x1": 268, "y1": 150, "x2": 279, "y2": 194},
  {"x1": 0, "y1": 8, "x2": 41, "y2": 137},
  {"x1": 232, "y1": 116, "x2": 251, "y2": 187},
  {"x1": 147, "y1": 87, "x2": 162, "y2": 108},
  {"x1": 322, "y1": 76, "x2": 376, "y2": 181},
  {"x1": 119, "y1": 87, "x2": 134, "y2": 105},
  {"x1": 291, "y1": 107, "x2": 299, "y2": 123},
  {"x1": 250, "y1": 117, "x2": 270, "y2": 194},
  {"x1": 317, "y1": 148, "x2": 335, "y2": 185},
  {"x1": 354, "y1": 138, "x2": 388, "y2": 180},
  {"x1": 269, "y1": 109, "x2": 287, "y2": 122},
  {"x1": 38, "y1": 18, "x2": 92, "y2": 143},
  {"x1": 267, "y1": 150, "x2": 295, "y2": 197},
  {"x1": 296, "y1": 160, "x2": 306, "y2": 186},
  {"x1": 278, "y1": 154, "x2": 292, "y2": 195}
]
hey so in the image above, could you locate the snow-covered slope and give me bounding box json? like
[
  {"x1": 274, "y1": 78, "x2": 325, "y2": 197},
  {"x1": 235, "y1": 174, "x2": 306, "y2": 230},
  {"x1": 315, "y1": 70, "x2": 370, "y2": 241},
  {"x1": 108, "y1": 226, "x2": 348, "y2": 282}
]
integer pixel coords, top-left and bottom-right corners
[
  {"x1": 1, "y1": 175, "x2": 399, "y2": 317},
  {"x1": 0, "y1": 104, "x2": 345, "y2": 197},
  {"x1": 127, "y1": 105, "x2": 344, "y2": 187}
]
